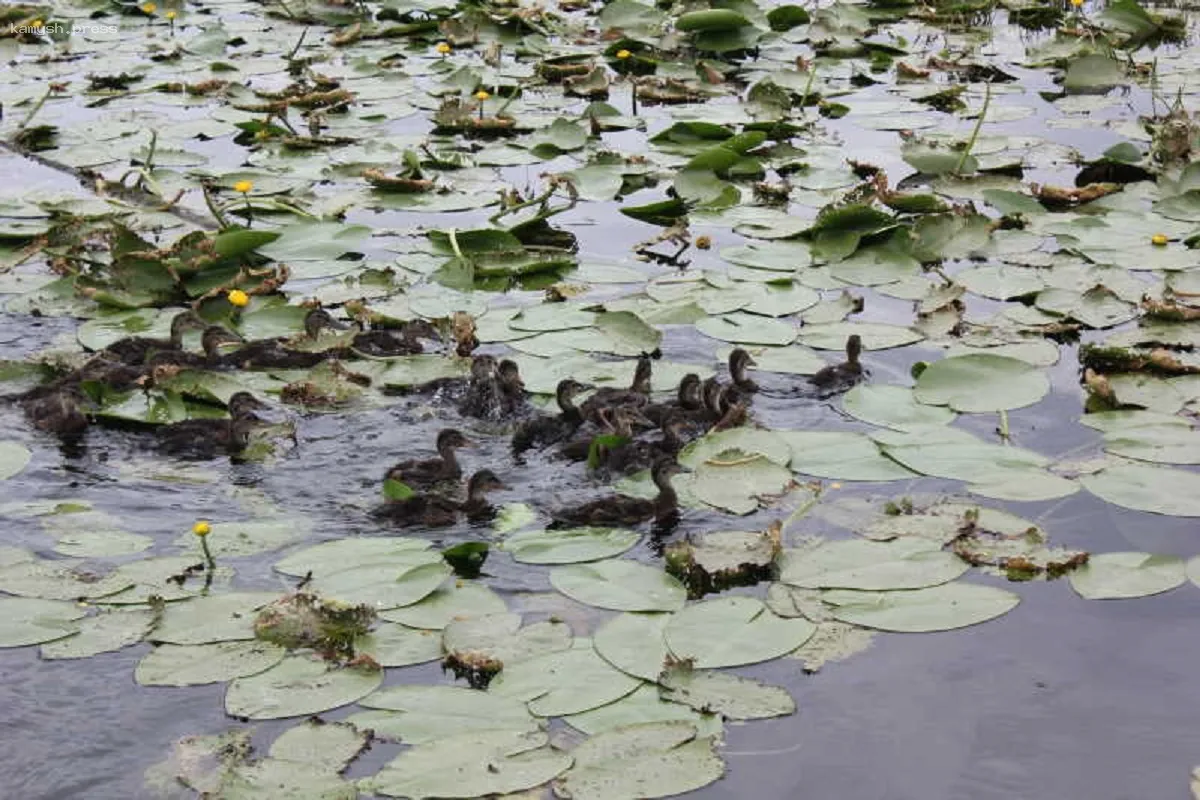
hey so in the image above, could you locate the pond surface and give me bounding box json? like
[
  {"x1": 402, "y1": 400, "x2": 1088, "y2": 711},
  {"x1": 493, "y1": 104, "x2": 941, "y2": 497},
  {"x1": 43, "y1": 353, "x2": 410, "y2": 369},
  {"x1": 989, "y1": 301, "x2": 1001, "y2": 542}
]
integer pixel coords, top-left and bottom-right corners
[{"x1": 2, "y1": 0, "x2": 1200, "y2": 797}]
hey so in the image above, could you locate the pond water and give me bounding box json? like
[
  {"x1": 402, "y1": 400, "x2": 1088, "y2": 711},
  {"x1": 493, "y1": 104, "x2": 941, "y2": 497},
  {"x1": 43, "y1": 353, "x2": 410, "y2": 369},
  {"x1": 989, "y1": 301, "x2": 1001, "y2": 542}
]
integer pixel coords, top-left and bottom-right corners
[{"x1": 2, "y1": 0, "x2": 1200, "y2": 797}]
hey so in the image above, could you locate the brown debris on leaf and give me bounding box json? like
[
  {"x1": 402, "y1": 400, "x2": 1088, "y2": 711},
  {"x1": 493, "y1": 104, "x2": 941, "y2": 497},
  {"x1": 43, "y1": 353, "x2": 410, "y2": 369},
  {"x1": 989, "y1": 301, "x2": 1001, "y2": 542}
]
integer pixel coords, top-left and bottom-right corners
[
  {"x1": 1143, "y1": 297, "x2": 1200, "y2": 322},
  {"x1": 950, "y1": 511, "x2": 1088, "y2": 581},
  {"x1": 665, "y1": 521, "x2": 782, "y2": 599},
  {"x1": 1030, "y1": 182, "x2": 1121, "y2": 209},
  {"x1": 451, "y1": 311, "x2": 479, "y2": 357},
  {"x1": 1080, "y1": 343, "x2": 1200, "y2": 376},
  {"x1": 254, "y1": 592, "x2": 377, "y2": 662},
  {"x1": 361, "y1": 168, "x2": 435, "y2": 194}
]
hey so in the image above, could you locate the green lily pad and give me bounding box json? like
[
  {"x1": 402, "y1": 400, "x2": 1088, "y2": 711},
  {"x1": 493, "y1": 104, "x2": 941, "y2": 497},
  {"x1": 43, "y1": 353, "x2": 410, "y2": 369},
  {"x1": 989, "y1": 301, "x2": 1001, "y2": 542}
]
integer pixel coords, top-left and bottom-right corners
[
  {"x1": 778, "y1": 538, "x2": 969, "y2": 590},
  {"x1": 664, "y1": 597, "x2": 816, "y2": 668},
  {"x1": 225, "y1": 654, "x2": 382, "y2": 720},
  {"x1": 274, "y1": 537, "x2": 434, "y2": 578},
  {"x1": 593, "y1": 611, "x2": 670, "y2": 681},
  {"x1": 550, "y1": 560, "x2": 686, "y2": 612},
  {"x1": 564, "y1": 684, "x2": 722, "y2": 737},
  {"x1": 489, "y1": 640, "x2": 642, "y2": 717},
  {"x1": 310, "y1": 562, "x2": 453, "y2": 610},
  {"x1": 0, "y1": 598, "x2": 85, "y2": 647},
  {"x1": 0, "y1": 441, "x2": 32, "y2": 480},
  {"x1": 823, "y1": 582, "x2": 1020, "y2": 632},
  {"x1": 695, "y1": 313, "x2": 797, "y2": 346},
  {"x1": 40, "y1": 607, "x2": 156, "y2": 660},
  {"x1": 504, "y1": 527, "x2": 640, "y2": 564},
  {"x1": 842, "y1": 385, "x2": 957, "y2": 431},
  {"x1": 914, "y1": 354, "x2": 1049, "y2": 412},
  {"x1": 1080, "y1": 463, "x2": 1200, "y2": 517},
  {"x1": 352, "y1": 684, "x2": 540, "y2": 744},
  {"x1": 659, "y1": 668, "x2": 795, "y2": 721},
  {"x1": 797, "y1": 322, "x2": 924, "y2": 351},
  {"x1": 268, "y1": 718, "x2": 370, "y2": 773},
  {"x1": 1068, "y1": 552, "x2": 1186, "y2": 599},
  {"x1": 381, "y1": 581, "x2": 508, "y2": 629},
  {"x1": 554, "y1": 722, "x2": 724, "y2": 800},
  {"x1": 356, "y1": 622, "x2": 443, "y2": 667},
  {"x1": 782, "y1": 431, "x2": 919, "y2": 482},
  {"x1": 442, "y1": 613, "x2": 573, "y2": 670},
  {"x1": 135, "y1": 641, "x2": 287, "y2": 686},
  {"x1": 151, "y1": 591, "x2": 279, "y2": 645}
]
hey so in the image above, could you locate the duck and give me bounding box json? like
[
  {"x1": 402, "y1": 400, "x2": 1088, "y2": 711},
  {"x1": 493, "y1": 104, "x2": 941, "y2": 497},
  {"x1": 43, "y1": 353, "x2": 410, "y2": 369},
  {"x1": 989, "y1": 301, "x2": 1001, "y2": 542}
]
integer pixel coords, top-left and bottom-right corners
[
  {"x1": 728, "y1": 348, "x2": 758, "y2": 394},
  {"x1": 457, "y1": 356, "x2": 506, "y2": 420},
  {"x1": 511, "y1": 378, "x2": 591, "y2": 455},
  {"x1": 496, "y1": 359, "x2": 527, "y2": 416},
  {"x1": 155, "y1": 391, "x2": 268, "y2": 458},
  {"x1": 401, "y1": 354, "x2": 494, "y2": 401},
  {"x1": 145, "y1": 326, "x2": 246, "y2": 371},
  {"x1": 549, "y1": 457, "x2": 686, "y2": 528},
  {"x1": 350, "y1": 318, "x2": 440, "y2": 358},
  {"x1": 101, "y1": 311, "x2": 207, "y2": 366},
  {"x1": 579, "y1": 352, "x2": 653, "y2": 423},
  {"x1": 384, "y1": 428, "x2": 472, "y2": 491},
  {"x1": 21, "y1": 385, "x2": 90, "y2": 437},
  {"x1": 643, "y1": 373, "x2": 702, "y2": 427},
  {"x1": 809, "y1": 334, "x2": 864, "y2": 396},
  {"x1": 602, "y1": 415, "x2": 688, "y2": 475},
  {"x1": 710, "y1": 386, "x2": 749, "y2": 431},
  {"x1": 557, "y1": 406, "x2": 646, "y2": 463},
  {"x1": 376, "y1": 469, "x2": 506, "y2": 527},
  {"x1": 219, "y1": 331, "x2": 331, "y2": 370}
]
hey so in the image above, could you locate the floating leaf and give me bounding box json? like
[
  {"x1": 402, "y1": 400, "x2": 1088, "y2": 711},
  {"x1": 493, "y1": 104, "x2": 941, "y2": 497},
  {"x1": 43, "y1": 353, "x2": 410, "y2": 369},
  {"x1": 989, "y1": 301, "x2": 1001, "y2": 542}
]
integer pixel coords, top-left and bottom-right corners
[
  {"x1": 1068, "y1": 552, "x2": 1186, "y2": 599},
  {"x1": 0, "y1": 441, "x2": 31, "y2": 480},
  {"x1": 778, "y1": 539, "x2": 969, "y2": 590},
  {"x1": 664, "y1": 597, "x2": 815, "y2": 668},
  {"x1": 914, "y1": 354, "x2": 1049, "y2": 412},
  {"x1": 504, "y1": 527, "x2": 639, "y2": 564},
  {"x1": 0, "y1": 598, "x2": 85, "y2": 647},
  {"x1": 550, "y1": 561, "x2": 686, "y2": 612},
  {"x1": 274, "y1": 537, "x2": 433, "y2": 578},
  {"x1": 354, "y1": 685, "x2": 540, "y2": 744},
  {"x1": 357, "y1": 623, "x2": 443, "y2": 667},
  {"x1": 695, "y1": 312, "x2": 797, "y2": 345},
  {"x1": 564, "y1": 684, "x2": 721, "y2": 737},
  {"x1": 554, "y1": 722, "x2": 724, "y2": 800},
  {"x1": 823, "y1": 583, "x2": 1020, "y2": 632},
  {"x1": 225, "y1": 655, "x2": 382, "y2": 720},
  {"x1": 782, "y1": 431, "x2": 918, "y2": 482},
  {"x1": 40, "y1": 607, "x2": 155, "y2": 659},
  {"x1": 659, "y1": 667, "x2": 795, "y2": 720},
  {"x1": 842, "y1": 385, "x2": 957, "y2": 431},
  {"x1": 268, "y1": 718, "x2": 370, "y2": 773},
  {"x1": 136, "y1": 641, "x2": 287, "y2": 686},
  {"x1": 151, "y1": 592, "x2": 278, "y2": 645},
  {"x1": 381, "y1": 581, "x2": 507, "y2": 630},
  {"x1": 310, "y1": 561, "x2": 452, "y2": 610},
  {"x1": 443, "y1": 613, "x2": 573, "y2": 672},
  {"x1": 1080, "y1": 463, "x2": 1200, "y2": 517},
  {"x1": 593, "y1": 612, "x2": 670, "y2": 681},
  {"x1": 490, "y1": 640, "x2": 642, "y2": 717}
]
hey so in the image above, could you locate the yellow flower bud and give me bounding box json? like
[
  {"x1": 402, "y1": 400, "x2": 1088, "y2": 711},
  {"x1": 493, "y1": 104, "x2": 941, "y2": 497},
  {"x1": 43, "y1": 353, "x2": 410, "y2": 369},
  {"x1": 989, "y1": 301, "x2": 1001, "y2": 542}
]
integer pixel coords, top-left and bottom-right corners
[
  {"x1": 435, "y1": 42, "x2": 451, "y2": 54},
  {"x1": 166, "y1": 10, "x2": 176, "y2": 19},
  {"x1": 141, "y1": 2, "x2": 157, "y2": 14},
  {"x1": 1070, "y1": 0, "x2": 1083, "y2": 6},
  {"x1": 1151, "y1": 233, "x2": 1168, "y2": 246},
  {"x1": 192, "y1": 520, "x2": 211, "y2": 536},
  {"x1": 29, "y1": 18, "x2": 43, "y2": 28},
  {"x1": 616, "y1": 49, "x2": 632, "y2": 59},
  {"x1": 474, "y1": 90, "x2": 490, "y2": 101},
  {"x1": 227, "y1": 289, "x2": 249, "y2": 307},
  {"x1": 233, "y1": 180, "x2": 253, "y2": 194}
]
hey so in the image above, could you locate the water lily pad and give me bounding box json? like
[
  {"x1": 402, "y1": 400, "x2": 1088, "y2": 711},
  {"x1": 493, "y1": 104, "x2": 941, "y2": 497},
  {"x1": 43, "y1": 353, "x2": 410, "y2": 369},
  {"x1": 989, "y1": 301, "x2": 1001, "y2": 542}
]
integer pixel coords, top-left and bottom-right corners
[
  {"x1": 136, "y1": 641, "x2": 287, "y2": 686},
  {"x1": 178, "y1": 518, "x2": 311, "y2": 558},
  {"x1": 550, "y1": 561, "x2": 686, "y2": 612},
  {"x1": 778, "y1": 538, "x2": 969, "y2": 590},
  {"x1": 593, "y1": 612, "x2": 670, "y2": 681},
  {"x1": 695, "y1": 313, "x2": 797, "y2": 345},
  {"x1": 554, "y1": 722, "x2": 724, "y2": 800},
  {"x1": 1080, "y1": 463, "x2": 1200, "y2": 517},
  {"x1": 274, "y1": 537, "x2": 433, "y2": 578},
  {"x1": 151, "y1": 591, "x2": 279, "y2": 645},
  {"x1": 40, "y1": 607, "x2": 155, "y2": 660},
  {"x1": 684, "y1": 456, "x2": 795, "y2": 515},
  {"x1": 0, "y1": 441, "x2": 32, "y2": 480},
  {"x1": 268, "y1": 718, "x2": 369, "y2": 773},
  {"x1": 504, "y1": 527, "x2": 639, "y2": 564},
  {"x1": 489, "y1": 640, "x2": 642, "y2": 716},
  {"x1": 225, "y1": 655, "x2": 382, "y2": 720},
  {"x1": 311, "y1": 562, "x2": 452, "y2": 610},
  {"x1": 823, "y1": 583, "x2": 1020, "y2": 632},
  {"x1": 659, "y1": 668, "x2": 795, "y2": 720},
  {"x1": 362, "y1": 729, "x2": 570, "y2": 799},
  {"x1": 664, "y1": 597, "x2": 816, "y2": 668},
  {"x1": 782, "y1": 431, "x2": 918, "y2": 481},
  {"x1": 914, "y1": 354, "x2": 1049, "y2": 412},
  {"x1": 1068, "y1": 552, "x2": 1186, "y2": 600},
  {"x1": 51, "y1": 530, "x2": 154, "y2": 558},
  {"x1": 0, "y1": 598, "x2": 85, "y2": 647},
  {"x1": 842, "y1": 385, "x2": 957, "y2": 431},
  {"x1": 357, "y1": 622, "x2": 443, "y2": 667},
  {"x1": 797, "y1": 322, "x2": 924, "y2": 351},
  {"x1": 0, "y1": 558, "x2": 132, "y2": 600},
  {"x1": 381, "y1": 581, "x2": 508, "y2": 629},
  {"x1": 679, "y1": 427, "x2": 792, "y2": 468},
  {"x1": 1103, "y1": 427, "x2": 1200, "y2": 465},
  {"x1": 443, "y1": 613, "x2": 573, "y2": 671},
  {"x1": 564, "y1": 684, "x2": 722, "y2": 737},
  {"x1": 354, "y1": 684, "x2": 541, "y2": 744}
]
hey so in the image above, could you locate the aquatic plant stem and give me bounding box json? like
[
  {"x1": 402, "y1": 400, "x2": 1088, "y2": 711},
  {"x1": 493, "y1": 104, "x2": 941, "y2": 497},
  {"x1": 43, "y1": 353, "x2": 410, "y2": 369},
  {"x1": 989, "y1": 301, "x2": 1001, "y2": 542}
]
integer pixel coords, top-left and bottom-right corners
[
  {"x1": 17, "y1": 86, "x2": 54, "y2": 130},
  {"x1": 200, "y1": 534, "x2": 216, "y2": 577},
  {"x1": 997, "y1": 409, "x2": 1010, "y2": 442},
  {"x1": 954, "y1": 81, "x2": 991, "y2": 175},
  {"x1": 798, "y1": 67, "x2": 816, "y2": 116}
]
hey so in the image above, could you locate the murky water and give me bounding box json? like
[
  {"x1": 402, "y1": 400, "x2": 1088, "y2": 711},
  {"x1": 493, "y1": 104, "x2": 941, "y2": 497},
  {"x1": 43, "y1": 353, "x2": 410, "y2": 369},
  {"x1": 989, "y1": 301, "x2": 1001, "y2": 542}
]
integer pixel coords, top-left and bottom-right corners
[{"x1": 2, "y1": 6, "x2": 1200, "y2": 799}]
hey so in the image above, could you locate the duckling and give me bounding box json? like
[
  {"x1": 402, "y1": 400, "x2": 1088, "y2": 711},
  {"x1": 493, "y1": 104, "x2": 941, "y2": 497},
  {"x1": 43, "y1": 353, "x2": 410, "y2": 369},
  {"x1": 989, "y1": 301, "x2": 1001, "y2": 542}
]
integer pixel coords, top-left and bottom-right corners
[
  {"x1": 549, "y1": 457, "x2": 685, "y2": 528},
  {"x1": 710, "y1": 386, "x2": 749, "y2": 431},
  {"x1": 643, "y1": 373, "x2": 702, "y2": 427},
  {"x1": 400, "y1": 354, "x2": 493, "y2": 401},
  {"x1": 220, "y1": 332, "x2": 331, "y2": 370},
  {"x1": 21, "y1": 386, "x2": 89, "y2": 438},
  {"x1": 155, "y1": 392, "x2": 268, "y2": 458},
  {"x1": 511, "y1": 378, "x2": 591, "y2": 455},
  {"x1": 101, "y1": 311, "x2": 207, "y2": 366},
  {"x1": 579, "y1": 353, "x2": 653, "y2": 423},
  {"x1": 496, "y1": 359, "x2": 528, "y2": 416},
  {"x1": 809, "y1": 334, "x2": 864, "y2": 396},
  {"x1": 603, "y1": 415, "x2": 688, "y2": 475},
  {"x1": 376, "y1": 469, "x2": 506, "y2": 527},
  {"x1": 457, "y1": 356, "x2": 505, "y2": 420},
  {"x1": 557, "y1": 406, "x2": 645, "y2": 462},
  {"x1": 384, "y1": 428, "x2": 472, "y2": 491},
  {"x1": 728, "y1": 348, "x2": 758, "y2": 393},
  {"x1": 146, "y1": 326, "x2": 245, "y2": 371},
  {"x1": 351, "y1": 318, "x2": 440, "y2": 358}
]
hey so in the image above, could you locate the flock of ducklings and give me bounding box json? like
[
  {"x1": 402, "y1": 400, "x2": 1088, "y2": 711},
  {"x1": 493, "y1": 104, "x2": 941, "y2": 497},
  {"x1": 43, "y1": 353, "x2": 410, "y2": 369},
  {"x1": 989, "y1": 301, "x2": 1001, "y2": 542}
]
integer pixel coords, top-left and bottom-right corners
[{"x1": 5, "y1": 306, "x2": 865, "y2": 528}]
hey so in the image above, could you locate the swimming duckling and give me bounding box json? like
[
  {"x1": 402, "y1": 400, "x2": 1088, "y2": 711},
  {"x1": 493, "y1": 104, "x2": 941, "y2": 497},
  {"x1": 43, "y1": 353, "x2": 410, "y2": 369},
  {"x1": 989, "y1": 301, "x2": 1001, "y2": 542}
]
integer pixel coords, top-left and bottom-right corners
[
  {"x1": 496, "y1": 359, "x2": 527, "y2": 416},
  {"x1": 603, "y1": 415, "x2": 689, "y2": 475},
  {"x1": 101, "y1": 311, "x2": 207, "y2": 366},
  {"x1": 549, "y1": 457, "x2": 685, "y2": 528},
  {"x1": 351, "y1": 318, "x2": 440, "y2": 358},
  {"x1": 457, "y1": 356, "x2": 506, "y2": 420},
  {"x1": 511, "y1": 378, "x2": 591, "y2": 455},
  {"x1": 155, "y1": 392, "x2": 268, "y2": 458},
  {"x1": 21, "y1": 386, "x2": 89, "y2": 437},
  {"x1": 146, "y1": 326, "x2": 246, "y2": 371},
  {"x1": 579, "y1": 353, "x2": 653, "y2": 423},
  {"x1": 384, "y1": 428, "x2": 471, "y2": 491},
  {"x1": 809, "y1": 335, "x2": 864, "y2": 396},
  {"x1": 643, "y1": 373, "x2": 702, "y2": 427},
  {"x1": 401, "y1": 354, "x2": 494, "y2": 401},
  {"x1": 557, "y1": 406, "x2": 646, "y2": 462},
  {"x1": 728, "y1": 348, "x2": 758, "y2": 393},
  {"x1": 710, "y1": 386, "x2": 748, "y2": 431},
  {"x1": 377, "y1": 469, "x2": 506, "y2": 527}
]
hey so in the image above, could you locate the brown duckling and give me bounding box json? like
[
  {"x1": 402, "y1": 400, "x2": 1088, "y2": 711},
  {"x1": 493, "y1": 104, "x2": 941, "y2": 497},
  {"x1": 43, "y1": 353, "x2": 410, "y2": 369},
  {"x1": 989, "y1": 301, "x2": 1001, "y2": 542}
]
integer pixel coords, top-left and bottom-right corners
[
  {"x1": 351, "y1": 318, "x2": 440, "y2": 358},
  {"x1": 728, "y1": 348, "x2": 758, "y2": 393},
  {"x1": 384, "y1": 428, "x2": 472, "y2": 491},
  {"x1": 457, "y1": 356, "x2": 507, "y2": 420},
  {"x1": 809, "y1": 335, "x2": 864, "y2": 396},
  {"x1": 511, "y1": 378, "x2": 591, "y2": 455},
  {"x1": 557, "y1": 406, "x2": 646, "y2": 462},
  {"x1": 643, "y1": 373, "x2": 702, "y2": 427},
  {"x1": 603, "y1": 415, "x2": 688, "y2": 475},
  {"x1": 579, "y1": 353, "x2": 653, "y2": 424},
  {"x1": 496, "y1": 359, "x2": 527, "y2": 416},
  {"x1": 146, "y1": 326, "x2": 245, "y2": 371},
  {"x1": 402, "y1": 354, "x2": 494, "y2": 400},
  {"x1": 101, "y1": 311, "x2": 207, "y2": 366},
  {"x1": 377, "y1": 469, "x2": 506, "y2": 527},
  {"x1": 549, "y1": 457, "x2": 686, "y2": 528},
  {"x1": 21, "y1": 385, "x2": 89, "y2": 438},
  {"x1": 155, "y1": 392, "x2": 268, "y2": 459}
]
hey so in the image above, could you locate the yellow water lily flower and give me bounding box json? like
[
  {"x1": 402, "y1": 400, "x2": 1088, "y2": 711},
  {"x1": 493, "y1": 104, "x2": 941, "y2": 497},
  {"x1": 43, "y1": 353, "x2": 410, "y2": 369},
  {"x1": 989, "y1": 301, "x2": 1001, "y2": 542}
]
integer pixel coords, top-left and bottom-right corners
[
  {"x1": 233, "y1": 179, "x2": 253, "y2": 193},
  {"x1": 1070, "y1": 0, "x2": 1083, "y2": 6},
  {"x1": 192, "y1": 520, "x2": 211, "y2": 536},
  {"x1": 166, "y1": 10, "x2": 176, "y2": 19},
  {"x1": 227, "y1": 289, "x2": 249, "y2": 307},
  {"x1": 474, "y1": 90, "x2": 490, "y2": 101},
  {"x1": 436, "y1": 42, "x2": 451, "y2": 55},
  {"x1": 616, "y1": 49, "x2": 632, "y2": 59},
  {"x1": 1151, "y1": 233, "x2": 1168, "y2": 246},
  {"x1": 141, "y1": 2, "x2": 157, "y2": 14},
  {"x1": 29, "y1": 18, "x2": 43, "y2": 28}
]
